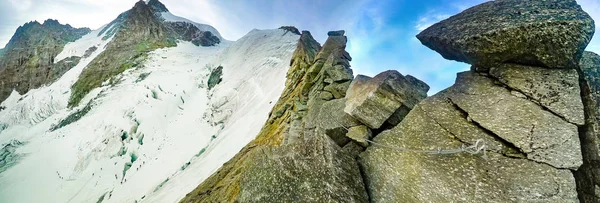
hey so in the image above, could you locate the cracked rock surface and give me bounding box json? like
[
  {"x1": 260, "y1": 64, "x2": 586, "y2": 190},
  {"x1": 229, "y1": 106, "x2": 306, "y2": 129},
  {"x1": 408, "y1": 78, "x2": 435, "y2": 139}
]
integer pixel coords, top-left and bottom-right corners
[
  {"x1": 449, "y1": 72, "x2": 582, "y2": 169},
  {"x1": 489, "y1": 64, "x2": 584, "y2": 125},
  {"x1": 360, "y1": 87, "x2": 579, "y2": 202}
]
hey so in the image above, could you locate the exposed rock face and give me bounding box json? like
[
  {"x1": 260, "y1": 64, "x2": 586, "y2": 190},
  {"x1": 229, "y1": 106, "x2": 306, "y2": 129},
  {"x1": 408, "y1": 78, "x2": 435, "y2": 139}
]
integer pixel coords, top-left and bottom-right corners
[
  {"x1": 344, "y1": 71, "x2": 428, "y2": 129},
  {"x1": 489, "y1": 64, "x2": 584, "y2": 125},
  {"x1": 0, "y1": 19, "x2": 90, "y2": 103},
  {"x1": 417, "y1": 0, "x2": 595, "y2": 69},
  {"x1": 449, "y1": 72, "x2": 582, "y2": 169},
  {"x1": 147, "y1": 0, "x2": 169, "y2": 12},
  {"x1": 360, "y1": 89, "x2": 579, "y2": 202},
  {"x1": 316, "y1": 98, "x2": 361, "y2": 146},
  {"x1": 574, "y1": 51, "x2": 600, "y2": 202},
  {"x1": 167, "y1": 22, "x2": 220, "y2": 46},
  {"x1": 279, "y1": 26, "x2": 301, "y2": 35},
  {"x1": 239, "y1": 129, "x2": 368, "y2": 202}
]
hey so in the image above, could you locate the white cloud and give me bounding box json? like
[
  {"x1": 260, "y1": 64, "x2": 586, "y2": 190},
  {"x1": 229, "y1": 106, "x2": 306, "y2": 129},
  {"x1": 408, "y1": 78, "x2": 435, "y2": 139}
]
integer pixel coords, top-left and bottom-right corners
[{"x1": 415, "y1": 14, "x2": 450, "y2": 31}]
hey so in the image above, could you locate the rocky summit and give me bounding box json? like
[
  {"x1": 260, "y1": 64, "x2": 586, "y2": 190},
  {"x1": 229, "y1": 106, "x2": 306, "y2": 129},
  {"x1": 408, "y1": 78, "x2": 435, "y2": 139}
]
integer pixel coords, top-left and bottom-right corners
[{"x1": 1, "y1": 0, "x2": 599, "y2": 202}]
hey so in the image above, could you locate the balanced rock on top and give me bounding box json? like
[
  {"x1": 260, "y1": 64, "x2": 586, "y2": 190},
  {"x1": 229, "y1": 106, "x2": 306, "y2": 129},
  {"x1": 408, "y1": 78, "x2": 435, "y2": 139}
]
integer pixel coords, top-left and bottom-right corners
[
  {"x1": 344, "y1": 71, "x2": 428, "y2": 129},
  {"x1": 417, "y1": 0, "x2": 595, "y2": 69}
]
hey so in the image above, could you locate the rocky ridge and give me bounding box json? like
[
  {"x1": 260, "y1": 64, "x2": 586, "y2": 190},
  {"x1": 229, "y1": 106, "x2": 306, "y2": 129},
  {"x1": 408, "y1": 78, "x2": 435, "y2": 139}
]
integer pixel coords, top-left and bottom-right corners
[
  {"x1": 183, "y1": 0, "x2": 600, "y2": 202},
  {"x1": 182, "y1": 29, "x2": 428, "y2": 202}
]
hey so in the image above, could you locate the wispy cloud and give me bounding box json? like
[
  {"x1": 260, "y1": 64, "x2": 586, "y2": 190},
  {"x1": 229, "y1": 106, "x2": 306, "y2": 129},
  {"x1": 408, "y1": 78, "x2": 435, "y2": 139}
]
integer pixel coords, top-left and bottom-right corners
[{"x1": 415, "y1": 13, "x2": 450, "y2": 31}]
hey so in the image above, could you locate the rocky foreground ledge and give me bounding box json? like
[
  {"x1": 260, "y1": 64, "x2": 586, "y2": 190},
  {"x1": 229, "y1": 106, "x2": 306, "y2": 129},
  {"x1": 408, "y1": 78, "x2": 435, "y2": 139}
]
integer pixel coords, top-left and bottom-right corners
[{"x1": 182, "y1": 0, "x2": 600, "y2": 202}]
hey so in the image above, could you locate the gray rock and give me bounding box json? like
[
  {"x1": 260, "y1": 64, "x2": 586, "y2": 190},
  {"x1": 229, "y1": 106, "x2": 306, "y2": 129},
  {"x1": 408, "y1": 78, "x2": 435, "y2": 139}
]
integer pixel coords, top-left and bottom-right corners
[
  {"x1": 326, "y1": 64, "x2": 353, "y2": 82},
  {"x1": 317, "y1": 91, "x2": 334, "y2": 100},
  {"x1": 342, "y1": 141, "x2": 365, "y2": 158},
  {"x1": 323, "y1": 81, "x2": 351, "y2": 99},
  {"x1": 360, "y1": 91, "x2": 579, "y2": 202},
  {"x1": 316, "y1": 98, "x2": 361, "y2": 146},
  {"x1": 449, "y1": 71, "x2": 582, "y2": 169},
  {"x1": 327, "y1": 30, "x2": 345, "y2": 36},
  {"x1": 489, "y1": 64, "x2": 584, "y2": 125},
  {"x1": 416, "y1": 0, "x2": 595, "y2": 69},
  {"x1": 239, "y1": 128, "x2": 368, "y2": 202},
  {"x1": 344, "y1": 71, "x2": 428, "y2": 129},
  {"x1": 346, "y1": 125, "x2": 372, "y2": 147},
  {"x1": 490, "y1": 64, "x2": 584, "y2": 125},
  {"x1": 405, "y1": 75, "x2": 430, "y2": 93}
]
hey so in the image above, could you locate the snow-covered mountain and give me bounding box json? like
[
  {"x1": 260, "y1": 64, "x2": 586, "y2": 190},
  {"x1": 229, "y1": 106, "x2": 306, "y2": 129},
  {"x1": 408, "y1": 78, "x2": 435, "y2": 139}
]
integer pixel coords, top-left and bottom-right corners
[{"x1": 0, "y1": 0, "x2": 299, "y2": 202}]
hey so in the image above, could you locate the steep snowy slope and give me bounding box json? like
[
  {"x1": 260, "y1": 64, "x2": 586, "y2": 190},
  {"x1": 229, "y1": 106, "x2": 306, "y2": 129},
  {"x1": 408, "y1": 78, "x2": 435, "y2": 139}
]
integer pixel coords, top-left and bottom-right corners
[{"x1": 0, "y1": 1, "x2": 300, "y2": 201}]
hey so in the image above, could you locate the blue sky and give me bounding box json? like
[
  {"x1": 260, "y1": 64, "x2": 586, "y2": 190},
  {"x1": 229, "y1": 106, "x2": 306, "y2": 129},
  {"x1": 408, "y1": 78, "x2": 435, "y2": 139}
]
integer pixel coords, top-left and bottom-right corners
[{"x1": 1, "y1": 0, "x2": 599, "y2": 94}]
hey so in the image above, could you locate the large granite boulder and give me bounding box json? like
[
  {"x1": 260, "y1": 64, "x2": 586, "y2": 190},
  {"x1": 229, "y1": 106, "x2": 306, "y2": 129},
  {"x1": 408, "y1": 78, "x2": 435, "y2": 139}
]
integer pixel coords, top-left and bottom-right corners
[
  {"x1": 360, "y1": 74, "x2": 580, "y2": 202},
  {"x1": 344, "y1": 71, "x2": 428, "y2": 129},
  {"x1": 416, "y1": 0, "x2": 595, "y2": 69},
  {"x1": 239, "y1": 128, "x2": 368, "y2": 202},
  {"x1": 489, "y1": 64, "x2": 584, "y2": 125}
]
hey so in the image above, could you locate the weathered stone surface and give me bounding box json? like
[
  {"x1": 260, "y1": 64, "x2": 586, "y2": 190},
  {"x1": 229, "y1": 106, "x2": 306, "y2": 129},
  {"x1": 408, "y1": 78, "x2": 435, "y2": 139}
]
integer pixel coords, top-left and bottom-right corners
[
  {"x1": 326, "y1": 64, "x2": 353, "y2": 82},
  {"x1": 317, "y1": 91, "x2": 334, "y2": 100},
  {"x1": 574, "y1": 51, "x2": 600, "y2": 202},
  {"x1": 416, "y1": 0, "x2": 594, "y2": 69},
  {"x1": 360, "y1": 89, "x2": 579, "y2": 202},
  {"x1": 346, "y1": 125, "x2": 372, "y2": 147},
  {"x1": 489, "y1": 63, "x2": 584, "y2": 125},
  {"x1": 344, "y1": 71, "x2": 428, "y2": 129},
  {"x1": 239, "y1": 128, "x2": 368, "y2": 202},
  {"x1": 342, "y1": 141, "x2": 365, "y2": 158},
  {"x1": 324, "y1": 80, "x2": 351, "y2": 99},
  {"x1": 316, "y1": 98, "x2": 361, "y2": 146},
  {"x1": 449, "y1": 71, "x2": 582, "y2": 169}
]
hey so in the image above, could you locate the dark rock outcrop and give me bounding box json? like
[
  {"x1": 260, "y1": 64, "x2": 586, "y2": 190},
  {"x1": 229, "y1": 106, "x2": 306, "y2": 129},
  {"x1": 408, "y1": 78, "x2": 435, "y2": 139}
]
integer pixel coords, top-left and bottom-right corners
[
  {"x1": 417, "y1": 0, "x2": 595, "y2": 69},
  {"x1": 574, "y1": 51, "x2": 600, "y2": 202},
  {"x1": 0, "y1": 20, "x2": 90, "y2": 103},
  {"x1": 279, "y1": 26, "x2": 301, "y2": 35},
  {"x1": 147, "y1": 0, "x2": 169, "y2": 13},
  {"x1": 167, "y1": 22, "x2": 220, "y2": 46}
]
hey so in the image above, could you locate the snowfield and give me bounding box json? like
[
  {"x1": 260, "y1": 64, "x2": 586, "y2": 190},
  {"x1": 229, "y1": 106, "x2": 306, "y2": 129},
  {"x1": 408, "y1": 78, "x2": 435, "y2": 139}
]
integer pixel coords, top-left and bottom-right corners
[{"x1": 0, "y1": 28, "x2": 299, "y2": 203}]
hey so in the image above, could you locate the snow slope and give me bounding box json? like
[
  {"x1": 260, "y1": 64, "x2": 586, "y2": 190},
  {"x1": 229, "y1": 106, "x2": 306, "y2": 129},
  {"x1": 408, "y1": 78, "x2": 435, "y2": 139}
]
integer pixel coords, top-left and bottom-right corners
[{"x1": 0, "y1": 28, "x2": 298, "y2": 203}]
